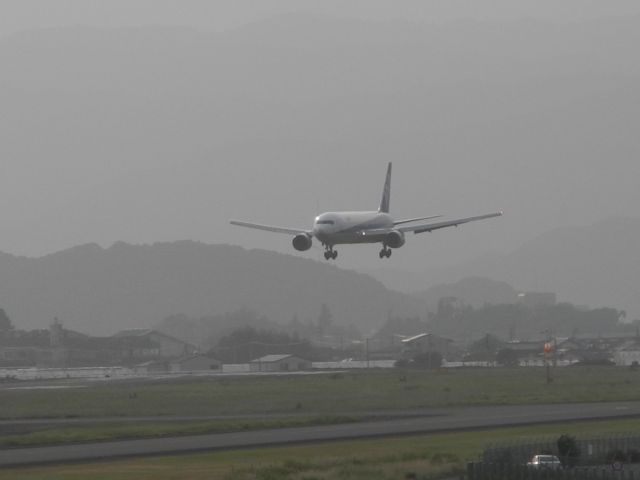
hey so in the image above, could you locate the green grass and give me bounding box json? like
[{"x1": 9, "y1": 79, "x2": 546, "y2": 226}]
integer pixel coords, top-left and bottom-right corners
[
  {"x1": 0, "y1": 366, "x2": 638, "y2": 451},
  {"x1": 2, "y1": 417, "x2": 640, "y2": 480},
  {"x1": 1, "y1": 367, "x2": 639, "y2": 420},
  {"x1": 0, "y1": 415, "x2": 360, "y2": 448}
]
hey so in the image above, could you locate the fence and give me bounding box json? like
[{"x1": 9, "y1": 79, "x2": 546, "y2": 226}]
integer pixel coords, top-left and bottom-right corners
[
  {"x1": 461, "y1": 434, "x2": 640, "y2": 479},
  {"x1": 482, "y1": 434, "x2": 640, "y2": 466},
  {"x1": 466, "y1": 462, "x2": 640, "y2": 480}
]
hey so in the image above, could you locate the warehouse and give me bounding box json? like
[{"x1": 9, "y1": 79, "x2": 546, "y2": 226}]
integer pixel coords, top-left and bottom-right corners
[{"x1": 249, "y1": 354, "x2": 311, "y2": 372}]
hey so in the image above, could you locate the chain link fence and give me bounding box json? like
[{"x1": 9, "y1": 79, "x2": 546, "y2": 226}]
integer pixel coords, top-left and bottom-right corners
[{"x1": 462, "y1": 434, "x2": 640, "y2": 479}]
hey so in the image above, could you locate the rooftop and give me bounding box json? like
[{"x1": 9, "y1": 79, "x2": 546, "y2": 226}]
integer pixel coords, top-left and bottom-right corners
[
  {"x1": 250, "y1": 354, "x2": 294, "y2": 363},
  {"x1": 401, "y1": 333, "x2": 452, "y2": 344}
]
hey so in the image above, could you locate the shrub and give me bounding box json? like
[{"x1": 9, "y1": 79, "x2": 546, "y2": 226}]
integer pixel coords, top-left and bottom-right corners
[
  {"x1": 411, "y1": 352, "x2": 443, "y2": 369},
  {"x1": 557, "y1": 434, "x2": 580, "y2": 467},
  {"x1": 496, "y1": 348, "x2": 519, "y2": 367},
  {"x1": 605, "y1": 449, "x2": 627, "y2": 463},
  {"x1": 627, "y1": 449, "x2": 640, "y2": 462}
]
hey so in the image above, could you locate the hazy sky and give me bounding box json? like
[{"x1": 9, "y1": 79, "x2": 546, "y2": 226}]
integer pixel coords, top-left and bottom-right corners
[
  {"x1": 3, "y1": 0, "x2": 640, "y2": 37},
  {"x1": 0, "y1": 1, "x2": 639, "y2": 276}
]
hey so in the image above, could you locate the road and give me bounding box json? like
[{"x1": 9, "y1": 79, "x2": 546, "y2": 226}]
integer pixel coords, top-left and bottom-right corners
[{"x1": 1, "y1": 401, "x2": 639, "y2": 467}]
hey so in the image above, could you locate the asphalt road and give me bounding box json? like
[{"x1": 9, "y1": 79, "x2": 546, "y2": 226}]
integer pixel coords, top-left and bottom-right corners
[{"x1": 1, "y1": 401, "x2": 639, "y2": 467}]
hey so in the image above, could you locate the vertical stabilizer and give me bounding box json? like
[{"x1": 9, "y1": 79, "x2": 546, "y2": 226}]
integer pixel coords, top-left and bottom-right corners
[{"x1": 378, "y1": 162, "x2": 392, "y2": 213}]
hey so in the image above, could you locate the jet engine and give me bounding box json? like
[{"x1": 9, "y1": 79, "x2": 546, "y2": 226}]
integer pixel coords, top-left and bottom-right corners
[
  {"x1": 292, "y1": 234, "x2": 313, "y2": 251},
  {"x1": 385, "y1": 230, "x2": 405, "y2": 249}
]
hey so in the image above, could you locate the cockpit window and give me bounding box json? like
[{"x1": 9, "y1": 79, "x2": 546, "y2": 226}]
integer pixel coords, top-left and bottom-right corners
[{"x1": 317, "y1": 220, "x2": 335, "y2": 225}]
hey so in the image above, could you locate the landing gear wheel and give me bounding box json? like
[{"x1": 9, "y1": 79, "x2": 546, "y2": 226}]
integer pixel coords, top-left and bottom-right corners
[
  {"x1": 379, "y1": 249, "x2": 385, "y2": 259},
  {"x1": 379, "y1": 247, "x2": 392, "y2": 259},
  {"x1": 324, "y1": 246, "x2": 337, "y2": 260},
  {"x1": 386, "y1": 249, "x2": 392, "y2": 258}
]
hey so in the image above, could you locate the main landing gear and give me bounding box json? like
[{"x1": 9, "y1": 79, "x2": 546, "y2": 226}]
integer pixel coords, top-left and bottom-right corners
[
  {"x1": 379, "y1": 247, "x2": 392, "y2": 259},
  {"x1": 323, "y1": 245, "x2": 338, "y2": 260}
]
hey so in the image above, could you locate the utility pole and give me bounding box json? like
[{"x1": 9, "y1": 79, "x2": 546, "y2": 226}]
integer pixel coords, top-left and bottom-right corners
[
  {"x1": 545, "y1": 354, "x2": 552, "y2": 383},
  {"x1": 365, "y1": 338, "x2": 370, "y2": 369},
  {"x1": 543, "y1": 329, "x2": 553, "y2": 384}
]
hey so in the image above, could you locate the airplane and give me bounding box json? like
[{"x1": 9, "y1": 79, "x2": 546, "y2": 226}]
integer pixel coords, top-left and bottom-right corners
[{"x1": 230, "y1": 162, "x2": 502, "y2": 260}]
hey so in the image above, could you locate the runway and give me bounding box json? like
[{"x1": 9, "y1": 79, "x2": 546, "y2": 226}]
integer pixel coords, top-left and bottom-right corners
[{"x1": 1, "y1": 401, "x2": 639, "y2": 467}]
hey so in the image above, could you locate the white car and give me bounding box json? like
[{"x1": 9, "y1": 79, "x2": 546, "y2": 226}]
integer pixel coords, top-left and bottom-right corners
[{"x1": 527, "y1": 455, "x2": 563, "y2": 470}]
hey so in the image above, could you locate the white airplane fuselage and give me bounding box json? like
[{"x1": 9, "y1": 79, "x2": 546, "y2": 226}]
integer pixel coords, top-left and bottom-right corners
[{"x1": 313, "y1": 211, "x2": 394, "y2": 245}]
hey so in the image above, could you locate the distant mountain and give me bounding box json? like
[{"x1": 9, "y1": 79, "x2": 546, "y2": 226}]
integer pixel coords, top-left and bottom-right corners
[
  {"x1": 155, "y1": 311, "x2": 279, "y2": 350},
  {"x1": 374, "y1": 217, "x2": 640, "y2": 320},
  {"x1": 476, "y1": 217, "x2": 640, "y2": 319},
  {"x1": 412, "y1": 276, "x2": 519, "y2": 311},
  {"x1": 0, "y1": 241, "x2": 424, "y2": 335}
]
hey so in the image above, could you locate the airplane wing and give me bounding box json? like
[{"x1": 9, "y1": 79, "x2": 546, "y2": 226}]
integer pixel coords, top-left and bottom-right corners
[
  {"x1": 393, "y1": 215, "x2": 442, "y2": 226},
  {"x1": 398, "y1": 212, "x2": 503, "y2": 234},
  {"x1": 229, "y1": 220, "x2": 311, "y2": 236}
]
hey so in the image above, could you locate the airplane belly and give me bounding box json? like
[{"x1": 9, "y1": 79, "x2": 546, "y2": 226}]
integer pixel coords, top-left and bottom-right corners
[{"x1": 319, "y1": 232, "x2": 385, "y2": 245}]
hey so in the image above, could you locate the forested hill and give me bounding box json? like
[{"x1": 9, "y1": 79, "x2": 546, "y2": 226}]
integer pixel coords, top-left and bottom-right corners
[
  {"x1": 429, "y1": 217, "x2": 640, "y2": 321},
  {"x1": 412, "y1": 277, "x2": 519, "y2": 311},
  {"x1": 0, "y1": 241, "x2": 424, "y2": 335}
]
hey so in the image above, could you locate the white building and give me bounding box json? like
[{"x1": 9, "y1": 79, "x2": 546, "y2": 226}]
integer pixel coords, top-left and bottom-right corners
[
  {"x1": 614, "y1": 348, "x2": 640, "y2": 366},
  {"x1": 170, "y1": 354, "x2": 221, "y2": 372},
  {"x1": 249, "y1": 354, "x2": 311, "y2": 372},
  {"x1": 401, "y1": 333, "x2": 453, "y2": 359}
]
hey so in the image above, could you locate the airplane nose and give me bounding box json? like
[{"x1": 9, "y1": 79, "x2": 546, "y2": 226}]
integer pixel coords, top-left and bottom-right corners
[{"x1": 312, "y1": 224, "x2": 328, "y2": 239}]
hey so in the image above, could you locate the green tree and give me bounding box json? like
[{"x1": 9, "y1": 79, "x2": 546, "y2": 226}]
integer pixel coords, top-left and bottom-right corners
[
  {"x1": 436, "y1": 296, "x2": 460, "y2": 320},
  {"x1": 0, "y1": 308, "x2": 13, "y2": 332},
  {"x1": 496, "y1": 348, "x2": 519, "y2": 367},
  {"x1": 411, "y1": 351, "x2": 443, "y2": 369},
  {"x1": 317, "y1": 303, "x2": 333, "y2": 334},
  {"x1": 557, "y1": 434, "x2": 580, "y2": 467},
  {"x1": 217, "y1": 326, "x2": 311, "y2": 363}
]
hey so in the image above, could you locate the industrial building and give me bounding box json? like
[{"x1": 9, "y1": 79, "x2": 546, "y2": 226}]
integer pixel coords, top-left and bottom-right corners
[{"x1": 249, "y1": 354, "x2": 311, "y2": 372}]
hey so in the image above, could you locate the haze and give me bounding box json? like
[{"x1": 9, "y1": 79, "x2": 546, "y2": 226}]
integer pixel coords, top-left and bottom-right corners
[{"x1": 1, "y1": 0, "x2": 639, "y2": 276}]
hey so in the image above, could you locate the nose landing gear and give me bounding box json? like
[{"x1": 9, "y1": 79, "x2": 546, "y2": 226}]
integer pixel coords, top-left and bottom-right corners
[
  {"x1": 323, "y1": 245, "x2": 338, "y2": 260},
  {"x1": 379, "y1": 247, "x2": 392, "y2": 259}
]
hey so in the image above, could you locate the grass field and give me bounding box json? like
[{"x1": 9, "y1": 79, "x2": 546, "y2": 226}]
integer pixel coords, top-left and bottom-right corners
[
  {"x1": 0, "y1": 366, "x2": 637, "y2": 449},
  {"x1": 2, "y1": 418, "x2": 640, "y2": 480},
  {"x1": 1, "y1": 366, "x2": 639, "y2": 420},
  {"x1": 0, "y1": 415, "x2": 361, "y2": 448}
]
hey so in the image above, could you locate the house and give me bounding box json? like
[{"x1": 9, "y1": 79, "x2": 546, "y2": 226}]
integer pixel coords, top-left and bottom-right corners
[
  {"x1": 401, "y1": 333, "x2": 453, "y2": 359},
  {"x1": 0, "y1": 324, "x2": 198, "y2": 368},
  {"x1": 112, "y1": 329, "x2": 197, "y2": 358},
  {"x1": 517, "y1": 292, "x2": 557, "y2": 308},
  {"x1": 0, "y1": 346, "x2": 40, "y2": 366},
  {"x1": 504, "y1": 340, "x2": 547, "y2": 366},
  {"x1": 613, "y1": 338, "x2": 640, "y2": 366},
  {"x1": 134, "y1": 360, "x2": 169, "y2": 374},
  {"x1": 249, "y1": 354, "x2": 311, "y2": 372},
  {"x1": 170, "y1": 354, "x2": 222, "y2": 372},
  {"x1": 558, "y1": 335, "x2": 637, "y2": 365},
  {"x1": 614, "y1": 348, "x2": 640, "y2": 366}
]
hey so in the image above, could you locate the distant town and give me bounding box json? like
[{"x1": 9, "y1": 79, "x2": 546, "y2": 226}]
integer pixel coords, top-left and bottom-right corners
[{"x1": 2, "y1": 290, "x2": 638, "y2": 380}]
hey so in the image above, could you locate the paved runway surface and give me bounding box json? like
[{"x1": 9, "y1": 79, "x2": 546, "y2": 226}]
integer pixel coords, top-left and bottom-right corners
[{"x1": 1, "y1": 401, "x2": 639, "y2": 467}]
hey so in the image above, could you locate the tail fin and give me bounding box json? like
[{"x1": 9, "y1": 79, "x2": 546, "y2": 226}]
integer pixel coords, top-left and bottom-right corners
[{"x1": 378, "y1": 162, "x2": 392, "y2": 213}]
